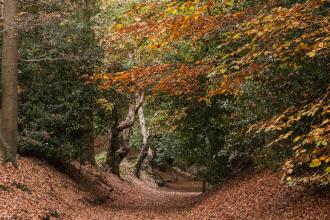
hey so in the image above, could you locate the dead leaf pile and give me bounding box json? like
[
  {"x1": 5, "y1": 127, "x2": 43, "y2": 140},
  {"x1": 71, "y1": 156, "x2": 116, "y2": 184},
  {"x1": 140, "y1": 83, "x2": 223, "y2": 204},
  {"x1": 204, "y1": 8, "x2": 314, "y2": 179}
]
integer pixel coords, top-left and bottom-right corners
[{"x1": 0, "y1": 157, "x2": 329, "y2": 219}]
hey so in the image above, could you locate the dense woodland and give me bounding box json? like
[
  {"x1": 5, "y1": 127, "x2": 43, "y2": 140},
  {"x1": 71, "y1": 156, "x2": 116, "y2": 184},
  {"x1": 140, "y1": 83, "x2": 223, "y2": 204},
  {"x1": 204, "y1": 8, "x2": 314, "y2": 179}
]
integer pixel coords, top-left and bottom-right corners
[{"x1": 0, "y1": 0, "x2": 329, "y2": 219}]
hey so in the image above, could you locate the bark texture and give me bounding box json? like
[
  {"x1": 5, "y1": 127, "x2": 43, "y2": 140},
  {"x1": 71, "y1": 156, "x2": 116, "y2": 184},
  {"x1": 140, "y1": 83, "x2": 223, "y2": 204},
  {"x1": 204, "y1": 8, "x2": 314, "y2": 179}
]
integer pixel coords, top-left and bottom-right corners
[
  {"x1": 78, "y1": 0, "x2": 96, "y2": 165},
  {"x1": 1, "y1": 0, "x2": 18, "y2": 166},
  {"x1": 80, "y1": 111, "x2": 96, "y2": 164},
  {"x1": 134, "y1": 106, "x2": 153, "y2": 177},
  {"x1": 106, "y1": 93, "x2": 144, "y2": 175}
]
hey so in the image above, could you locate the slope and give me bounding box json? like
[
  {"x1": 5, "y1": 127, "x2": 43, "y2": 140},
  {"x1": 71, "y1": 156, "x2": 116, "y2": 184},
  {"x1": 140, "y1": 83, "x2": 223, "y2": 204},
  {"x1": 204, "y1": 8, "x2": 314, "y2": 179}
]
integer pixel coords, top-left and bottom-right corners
[{"x1": 0, "y1": 156, "x2": 329, "y2": 219}]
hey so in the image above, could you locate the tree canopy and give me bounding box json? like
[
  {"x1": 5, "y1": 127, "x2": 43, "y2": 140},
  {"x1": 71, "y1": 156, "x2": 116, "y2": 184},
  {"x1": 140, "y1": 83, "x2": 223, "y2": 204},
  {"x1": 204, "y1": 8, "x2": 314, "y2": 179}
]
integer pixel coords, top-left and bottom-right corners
[
  {"x1": 0, "y1": 0, "x2": 328, "y2": 188},
  {"x1": 92, "y1": 0, "x2": 329, "y2": 185}
]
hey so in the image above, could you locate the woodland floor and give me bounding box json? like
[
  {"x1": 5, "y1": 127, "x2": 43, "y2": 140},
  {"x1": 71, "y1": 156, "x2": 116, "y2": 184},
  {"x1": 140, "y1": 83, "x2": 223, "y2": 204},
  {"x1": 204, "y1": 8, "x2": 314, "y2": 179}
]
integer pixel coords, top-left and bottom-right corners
[{"x1": 0, "y1": 156, "x2": 329, "y2": 220}]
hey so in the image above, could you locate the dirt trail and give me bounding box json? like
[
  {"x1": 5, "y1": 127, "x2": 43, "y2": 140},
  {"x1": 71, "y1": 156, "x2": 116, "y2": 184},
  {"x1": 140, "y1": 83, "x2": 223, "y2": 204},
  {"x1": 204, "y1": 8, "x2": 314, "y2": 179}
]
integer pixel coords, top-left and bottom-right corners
[
  {"x1": 80, "y1": 182, "x2": 200, "y2": 220},
  {"x1": 0, "y1": 157, "x2": 329, "y2": 220},
  {"x1": 77, "y1": 166, "x2": 202, "y2": 220},
  {"x1": 0, "y1": 157, "x2": 201, "y2": 219}
]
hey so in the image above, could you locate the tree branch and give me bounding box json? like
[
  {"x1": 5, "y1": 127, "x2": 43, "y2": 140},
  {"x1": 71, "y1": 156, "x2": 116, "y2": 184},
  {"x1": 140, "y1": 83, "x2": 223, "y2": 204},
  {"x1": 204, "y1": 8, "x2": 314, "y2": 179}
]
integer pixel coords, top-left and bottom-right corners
[
  {"x1": 116, "y1": 92, "x2": 145, "y2": 131},
  {"x1": 18, "y1": 56, "x2": 77, "y2": 63}
]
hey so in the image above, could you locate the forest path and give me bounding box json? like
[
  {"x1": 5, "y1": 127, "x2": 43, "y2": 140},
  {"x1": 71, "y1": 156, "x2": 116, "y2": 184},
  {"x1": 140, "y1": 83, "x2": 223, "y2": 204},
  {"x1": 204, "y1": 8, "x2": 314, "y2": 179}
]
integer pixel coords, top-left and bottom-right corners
[
  {"x1": 75, "y1": 165, "x2": 203, "y2": 220},
  {"x1": 73, "y1": 164, "x2": 330, "y2": 220},
  {"x1": 1, "y1": 156, "x2": 204, "y2": 219},
  {"x1": 1, "y1": 157, "x2": 329, "y2": 220},
  {"x1": 92, "y1": 183, "x2": 201, "y2": 220}
]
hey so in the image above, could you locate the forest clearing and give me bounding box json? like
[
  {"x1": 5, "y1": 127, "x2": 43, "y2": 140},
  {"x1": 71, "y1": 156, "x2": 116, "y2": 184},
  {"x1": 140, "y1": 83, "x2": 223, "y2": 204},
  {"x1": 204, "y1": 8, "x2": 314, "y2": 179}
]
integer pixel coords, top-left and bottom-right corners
[{"x1": 0, "y1": 0, "x2": 329, "y2": 219}]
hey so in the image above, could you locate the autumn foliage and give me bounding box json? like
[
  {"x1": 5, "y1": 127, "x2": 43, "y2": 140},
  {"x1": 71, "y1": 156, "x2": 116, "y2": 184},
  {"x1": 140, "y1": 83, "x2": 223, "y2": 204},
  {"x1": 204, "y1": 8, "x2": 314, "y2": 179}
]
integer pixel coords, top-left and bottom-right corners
[
  {"x1": 249, "y1": 86, "x2": 329, "y2": 185},
  {"x1": 93, "y1": 0, "x2": 329, "y2": 186}
]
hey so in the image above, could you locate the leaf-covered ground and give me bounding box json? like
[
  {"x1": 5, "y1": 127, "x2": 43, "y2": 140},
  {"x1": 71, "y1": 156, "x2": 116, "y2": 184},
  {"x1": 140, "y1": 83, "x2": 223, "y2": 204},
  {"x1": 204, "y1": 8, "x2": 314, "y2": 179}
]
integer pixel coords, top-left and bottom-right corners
[{"x1": 0, "y1": 156, "x2": 329, "y2": 219}]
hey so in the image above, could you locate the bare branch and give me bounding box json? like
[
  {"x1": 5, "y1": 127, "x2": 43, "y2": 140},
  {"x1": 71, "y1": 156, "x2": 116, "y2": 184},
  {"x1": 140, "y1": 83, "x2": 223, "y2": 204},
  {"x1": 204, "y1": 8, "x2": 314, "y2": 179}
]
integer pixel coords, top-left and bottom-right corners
[
  {"x1": 18, "y1": 55, "x2": 93, "y2": 63},
  {"x1": 19, "y1": 57, "x2": 72, "y2": 63}
]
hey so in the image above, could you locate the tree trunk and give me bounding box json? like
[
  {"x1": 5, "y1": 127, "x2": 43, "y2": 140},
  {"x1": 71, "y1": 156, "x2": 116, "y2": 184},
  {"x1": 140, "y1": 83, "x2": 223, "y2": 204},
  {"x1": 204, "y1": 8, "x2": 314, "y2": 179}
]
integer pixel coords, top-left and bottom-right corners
[
  {"x1": 202, "y1": 180, "x2": 206, "y2": 193},
  {"x1": 110, "y1": 127, "x2": 131, "y2": 175},
  {"x1": 78, "y1": 0, "x2": 97, "y2": 165},
  {"x1": 106, "y1": 106, "x2": 120, "y2": 172},
  {"x1": 106, "y1": 93, "x2": 144, "y2": 176},
  {"x1": 145, "y1": 146, "x2": 155, "y2": 170},
  {"x1": 134, "y1": 106, "x2": 152, "y2": 178},
  {"x1": 80, "y1": 110, "x2": 96, "y2": 164},
  {"x1": 1, "y1": 0, "x2": 18, "y2": 166}
]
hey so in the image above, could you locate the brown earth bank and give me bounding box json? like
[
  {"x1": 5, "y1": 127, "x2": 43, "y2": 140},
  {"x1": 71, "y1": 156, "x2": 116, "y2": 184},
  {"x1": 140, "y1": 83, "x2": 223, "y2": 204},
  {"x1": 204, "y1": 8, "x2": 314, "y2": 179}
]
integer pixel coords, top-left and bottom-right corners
[{"x1": 0, "y1": 156, "x2": 329, "y2": 220}]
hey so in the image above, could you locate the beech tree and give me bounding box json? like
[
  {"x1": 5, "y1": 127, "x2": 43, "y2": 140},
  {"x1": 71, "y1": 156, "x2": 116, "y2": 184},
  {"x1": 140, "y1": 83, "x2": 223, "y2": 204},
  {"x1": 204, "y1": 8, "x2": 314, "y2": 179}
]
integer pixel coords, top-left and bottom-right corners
[
  {"x1": 77, "y1": 0, "x2": 98, "y2": 165},
  {"x1": 134, "y1": 106, "x2": 153, "y2": 177},
  {"x1": 106, "y1": 93, "x2": 144, "y2": 175},
  {"x1": 94, "y1": 0, "x2": 329, "y2": 186},
  {"x1": 1, "y1": 0, "x2": 18, "y2": 166}
]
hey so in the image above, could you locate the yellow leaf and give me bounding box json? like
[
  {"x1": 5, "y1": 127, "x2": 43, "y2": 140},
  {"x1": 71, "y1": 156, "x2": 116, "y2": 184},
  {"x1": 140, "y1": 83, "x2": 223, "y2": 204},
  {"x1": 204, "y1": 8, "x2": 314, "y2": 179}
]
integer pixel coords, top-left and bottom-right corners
[
  {"x1": 293, "y1": 136, "x2": 301, "y2": 143},
  {"x1": 299, "y1": 42, "x2": 308, "y2": 50},
  {"x1": 233, "y1": 33, "x2": 241, "y2": 39},
  {"x1": 283, "y1": 41, "x2": 291, "y2": 47},
  {"x1": 321, "y1": 119, "x2": 329, "y2": 125},
  {"x1": 309, "y1": 159, "x2": 321, "y2": 168},
  {"x1": 306, "y1": 51, "x2": 316, "y2": 57},
  {"x1": 292, "y1": 145, "x2": 300, "y2": 151},
  {"x1": 220, "y1": 68, "x2": 227, "y2": 74},
  {"x1": 232, "y1": 65, "x2": 240, "y2": 70},
  {"x1": 325, "y1": 167, "x2": 330, "y2": 173},
  {"x1": 113, "y1": 23, "x2": 123, "y2": 30}
]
